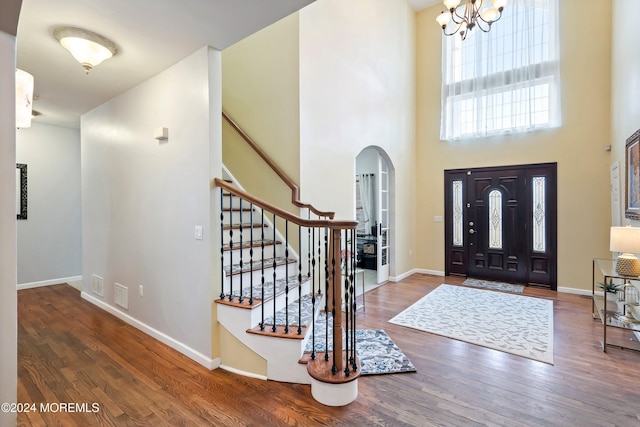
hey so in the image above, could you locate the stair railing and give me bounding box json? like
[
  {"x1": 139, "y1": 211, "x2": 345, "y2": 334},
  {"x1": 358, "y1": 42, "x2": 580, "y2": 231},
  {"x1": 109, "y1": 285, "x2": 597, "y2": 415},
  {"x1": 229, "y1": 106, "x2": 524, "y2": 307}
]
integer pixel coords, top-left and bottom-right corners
[
  {"x1": 223, "y1": 111, "x2": 334, "y2": 218},
  {"x1": 214, "y1": 177, "x2": 359, "y2": 379}
]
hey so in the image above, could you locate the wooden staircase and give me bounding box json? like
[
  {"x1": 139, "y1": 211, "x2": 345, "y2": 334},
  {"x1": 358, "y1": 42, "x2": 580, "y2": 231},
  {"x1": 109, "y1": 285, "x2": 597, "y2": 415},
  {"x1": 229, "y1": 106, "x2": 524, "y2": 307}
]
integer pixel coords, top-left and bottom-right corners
[{"x1": 218, "y1": 111, "x2": 360, "y2": 405}]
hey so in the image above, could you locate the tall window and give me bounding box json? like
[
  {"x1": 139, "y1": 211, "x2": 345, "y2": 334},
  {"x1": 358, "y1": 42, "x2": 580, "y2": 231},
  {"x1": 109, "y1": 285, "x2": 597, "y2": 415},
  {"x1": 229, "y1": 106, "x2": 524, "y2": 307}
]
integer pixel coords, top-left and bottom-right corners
[{"x1": 440, "y1": 0, "x2": 560, "y2": 141}]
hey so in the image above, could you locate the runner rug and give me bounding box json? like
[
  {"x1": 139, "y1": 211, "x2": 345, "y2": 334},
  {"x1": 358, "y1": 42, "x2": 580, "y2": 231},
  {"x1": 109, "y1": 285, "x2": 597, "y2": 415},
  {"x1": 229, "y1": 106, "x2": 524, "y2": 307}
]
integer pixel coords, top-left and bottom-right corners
[
  {"x1": 462, "y1": 278, "x2": 525, "y2": 293},
  {"x1": 389, "y1": 284, "x2": 554, "y2": 364}
]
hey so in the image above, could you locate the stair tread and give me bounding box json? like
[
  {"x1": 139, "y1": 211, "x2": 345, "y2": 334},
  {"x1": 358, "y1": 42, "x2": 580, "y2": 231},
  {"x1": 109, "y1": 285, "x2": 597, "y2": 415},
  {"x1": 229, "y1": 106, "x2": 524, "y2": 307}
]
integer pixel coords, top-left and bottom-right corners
[
  {"x1": 223, "y1": 223, "x2": 263, "y2": 230},
  {"x1": 246, "y1": 293, "x2": 324, "y2": 339},
  {"x1": 223, "y1": 207, "x2": 255, "y2": 212},
  {"x1": 223, "y1": 239, "x2": 281, "y2": 251},
  {"x1": 224, "y1": 257, "x2": 297, "y2": 276}
]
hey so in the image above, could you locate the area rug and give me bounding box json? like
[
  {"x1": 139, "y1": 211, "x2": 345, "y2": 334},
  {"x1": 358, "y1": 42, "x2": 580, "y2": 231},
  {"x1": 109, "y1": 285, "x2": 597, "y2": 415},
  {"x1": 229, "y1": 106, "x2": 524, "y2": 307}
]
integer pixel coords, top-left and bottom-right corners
[
  {"x1": 305, "y1": 323, "x2": 416, "y2": 375},
  {"x1": 462, "y1": 278, "x2": 524, "y2": 293},
  {"x1": 389, "y1": 284, "x2": 554, "y2": 364}
]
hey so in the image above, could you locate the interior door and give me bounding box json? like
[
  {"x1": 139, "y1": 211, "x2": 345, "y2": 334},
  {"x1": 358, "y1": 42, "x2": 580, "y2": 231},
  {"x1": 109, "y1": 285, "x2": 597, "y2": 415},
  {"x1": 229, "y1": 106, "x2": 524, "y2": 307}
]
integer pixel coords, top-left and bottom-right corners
[
  {"x1": 377, "y1": 156, "x2": 390, "y2": 283},
  {"x1": 444, "y1": 164, "x2": 557, "y2": 289}
]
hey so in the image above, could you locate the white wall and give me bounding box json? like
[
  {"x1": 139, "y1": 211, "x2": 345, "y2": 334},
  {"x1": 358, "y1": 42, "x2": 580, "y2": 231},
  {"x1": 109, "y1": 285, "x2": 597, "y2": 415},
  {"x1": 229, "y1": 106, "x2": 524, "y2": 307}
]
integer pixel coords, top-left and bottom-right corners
[
  {"x1": 16, "y1": 123, "x2": 81, "y2": 286},
  {"x1": 0, "y1": 13, "x2": 19, "y2": 427},
  {"x1": 299, "y1": 0, "x2": 416, "y2": 278},
  {"x1": 81, "y1": 47, "x2": 220, "y2": 366}
]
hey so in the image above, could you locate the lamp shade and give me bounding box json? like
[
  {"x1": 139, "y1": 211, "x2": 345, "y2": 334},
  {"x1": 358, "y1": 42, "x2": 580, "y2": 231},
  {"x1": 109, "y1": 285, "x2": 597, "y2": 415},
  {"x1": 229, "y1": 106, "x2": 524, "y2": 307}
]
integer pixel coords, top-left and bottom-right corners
[
  {"x1": 15, "y1": 69, "x2": 34, "y2": 129},
  {"x1": 610, "y1": 226, "x2": 640, "y2": 254}
]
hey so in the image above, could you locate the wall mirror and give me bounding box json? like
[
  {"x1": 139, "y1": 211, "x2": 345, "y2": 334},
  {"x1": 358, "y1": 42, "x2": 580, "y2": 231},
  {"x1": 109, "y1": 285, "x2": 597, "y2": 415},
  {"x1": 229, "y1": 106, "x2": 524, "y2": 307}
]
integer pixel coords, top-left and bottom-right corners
[{"x1": 16, "y1": 163, "x2": 27, "y2": 220}]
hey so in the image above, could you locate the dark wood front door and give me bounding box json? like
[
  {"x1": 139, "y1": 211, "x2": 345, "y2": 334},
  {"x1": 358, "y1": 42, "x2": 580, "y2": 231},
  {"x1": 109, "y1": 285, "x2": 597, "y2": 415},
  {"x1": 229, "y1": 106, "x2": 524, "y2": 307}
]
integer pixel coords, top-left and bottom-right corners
[{"x1": 444, "y1": 164, "x2": 557, "y2": 290}]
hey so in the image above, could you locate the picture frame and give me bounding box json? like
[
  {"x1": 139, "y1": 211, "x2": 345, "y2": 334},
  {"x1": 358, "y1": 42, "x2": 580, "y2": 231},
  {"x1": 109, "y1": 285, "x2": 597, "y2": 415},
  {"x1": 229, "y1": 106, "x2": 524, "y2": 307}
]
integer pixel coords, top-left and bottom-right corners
[
  {"x1": 625, "y1": 129, "x2": 640, "y2": 220},
  {"x1": 16, "y1": 163, "x2": 27, "y2": 220}
]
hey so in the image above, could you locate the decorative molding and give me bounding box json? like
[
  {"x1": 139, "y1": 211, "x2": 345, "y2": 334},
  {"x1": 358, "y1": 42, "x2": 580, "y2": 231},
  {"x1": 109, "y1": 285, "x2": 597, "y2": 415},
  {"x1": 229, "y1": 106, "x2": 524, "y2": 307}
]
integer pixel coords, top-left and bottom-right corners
[
  {"x1": 81, "y1": 292, "x2": 218, "y2": 370},
  {"x1": 17, "y1": 275, "x2": 82, "y2": 290}
]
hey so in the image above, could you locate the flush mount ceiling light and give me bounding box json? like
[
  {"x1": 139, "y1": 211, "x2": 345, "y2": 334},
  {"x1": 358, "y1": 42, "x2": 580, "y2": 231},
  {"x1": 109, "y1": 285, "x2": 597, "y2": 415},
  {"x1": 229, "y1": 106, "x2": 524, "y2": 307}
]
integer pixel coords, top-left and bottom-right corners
[{"x1": 53, "y1": 26, "x2": 118, "y2": 74}]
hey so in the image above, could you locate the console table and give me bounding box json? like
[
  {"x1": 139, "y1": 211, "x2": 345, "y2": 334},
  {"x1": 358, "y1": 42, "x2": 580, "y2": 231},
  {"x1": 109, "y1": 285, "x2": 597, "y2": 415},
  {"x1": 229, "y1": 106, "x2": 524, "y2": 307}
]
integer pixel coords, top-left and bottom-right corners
[{"x1": 591, "y1": 258, "x2": 640, "y2": 352}]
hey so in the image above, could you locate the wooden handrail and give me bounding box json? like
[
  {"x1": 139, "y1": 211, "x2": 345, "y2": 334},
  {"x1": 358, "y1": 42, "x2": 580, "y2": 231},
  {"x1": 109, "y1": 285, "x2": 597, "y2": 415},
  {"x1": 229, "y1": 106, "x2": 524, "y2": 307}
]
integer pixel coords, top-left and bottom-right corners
[
  {"x1": 222, "y1": 110, "x2": 335, "y2": 219},
  {"x1": 213, "y1": 178, "x2": 357, "y2": 230}
]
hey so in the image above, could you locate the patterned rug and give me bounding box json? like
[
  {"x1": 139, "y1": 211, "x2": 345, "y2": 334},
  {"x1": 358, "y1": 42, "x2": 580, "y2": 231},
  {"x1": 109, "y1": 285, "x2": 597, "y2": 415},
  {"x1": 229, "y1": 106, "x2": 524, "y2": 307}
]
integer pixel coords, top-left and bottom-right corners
[
  {"x1": 389, "y1": 284, "x2": 554, "y2": 364},
  {"x1": 305, "y1": 325, "x2": 416, "y2": 375},
  {"x1": 462, "y1": 278, "x2": 525, "y2": 293}
]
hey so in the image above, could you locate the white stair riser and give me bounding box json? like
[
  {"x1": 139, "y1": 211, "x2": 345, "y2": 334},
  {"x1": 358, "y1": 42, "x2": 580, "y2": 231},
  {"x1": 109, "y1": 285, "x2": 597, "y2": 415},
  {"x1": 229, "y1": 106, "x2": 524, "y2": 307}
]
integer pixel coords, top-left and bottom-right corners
[
  {"x1": 223, "y1": 209, "x2": 260, "y2": 224},
  {"x1": 224, "y1": 263, "x2": 300, "y2": 291}
]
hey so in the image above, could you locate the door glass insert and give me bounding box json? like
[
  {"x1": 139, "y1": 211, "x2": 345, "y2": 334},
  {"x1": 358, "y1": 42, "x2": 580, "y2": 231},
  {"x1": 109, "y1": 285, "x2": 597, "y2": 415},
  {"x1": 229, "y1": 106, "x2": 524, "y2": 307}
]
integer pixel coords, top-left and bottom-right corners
[
  {"x1": 532, "y1": 176, "x2": 546, "y2": 252},
  {"x1": 488, "y1": 189, "x2": 503, "y2": 249},
  {"x1": 453, "y1": 180, "x2": 463, "y2": 246}
]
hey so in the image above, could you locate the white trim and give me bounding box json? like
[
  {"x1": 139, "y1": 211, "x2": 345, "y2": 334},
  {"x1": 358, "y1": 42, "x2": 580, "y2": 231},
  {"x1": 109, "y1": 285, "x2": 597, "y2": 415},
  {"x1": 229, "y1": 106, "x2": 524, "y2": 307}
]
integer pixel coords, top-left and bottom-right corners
[
  {"x1": 390, "y1": 268, "x2": 445, "y2": 282},
  {"x1": 219, "y1": 364, "x2": 268, "y2": 381},
  {"x1": 81, "y1": 291, "x2": 218, "y2": 370},
  {"x1": 557, "y1": 286, "x2": 592, "y2": 296},
  {"x1": 17, "y1": 275, "x2": 82, "y2": 290}
]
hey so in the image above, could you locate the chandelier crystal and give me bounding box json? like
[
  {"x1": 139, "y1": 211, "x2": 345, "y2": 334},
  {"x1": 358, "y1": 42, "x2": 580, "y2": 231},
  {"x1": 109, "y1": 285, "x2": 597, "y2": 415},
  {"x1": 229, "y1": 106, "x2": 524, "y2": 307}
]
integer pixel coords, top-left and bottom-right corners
[{"x1": 436, "y1": 0, "x2": 507, "y2": 40}]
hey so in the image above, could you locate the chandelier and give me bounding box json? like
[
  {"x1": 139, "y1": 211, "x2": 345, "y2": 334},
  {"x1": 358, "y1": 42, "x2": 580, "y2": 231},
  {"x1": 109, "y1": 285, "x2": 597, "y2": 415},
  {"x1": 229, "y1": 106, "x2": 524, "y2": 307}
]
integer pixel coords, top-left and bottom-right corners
[{"x1": 436, "y1": 0, "x2": 507, "y2": 40}]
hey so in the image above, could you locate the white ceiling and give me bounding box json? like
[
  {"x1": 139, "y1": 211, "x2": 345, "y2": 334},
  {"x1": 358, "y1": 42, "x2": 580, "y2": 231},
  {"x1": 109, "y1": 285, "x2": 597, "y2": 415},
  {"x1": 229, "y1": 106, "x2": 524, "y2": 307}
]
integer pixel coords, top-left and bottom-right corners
[
  {"x1": 16, "y1": 0, "x2": 314, "y2": 129},
  {"x1": 16, "y1": 0, "x2": 439, "y2": 129}
]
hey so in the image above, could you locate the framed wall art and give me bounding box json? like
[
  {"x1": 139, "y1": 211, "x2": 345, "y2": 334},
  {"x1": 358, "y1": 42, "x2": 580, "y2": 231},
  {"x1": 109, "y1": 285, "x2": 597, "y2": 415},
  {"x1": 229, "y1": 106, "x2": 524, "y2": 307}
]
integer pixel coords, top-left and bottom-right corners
[
  {"x1": 625, "y1": 129, "x2": 640, "y2": 220},
  {"x1": 16, "y1": 163, "x2": 27, "y2": 220}
]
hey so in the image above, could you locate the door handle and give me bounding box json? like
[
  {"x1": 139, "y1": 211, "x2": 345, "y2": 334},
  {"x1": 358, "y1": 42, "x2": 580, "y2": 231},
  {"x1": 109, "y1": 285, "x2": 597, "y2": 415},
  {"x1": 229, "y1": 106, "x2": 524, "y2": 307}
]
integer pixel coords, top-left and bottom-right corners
[{"x1": 469, "y1": 229, "x2": 475, "y2": 234}]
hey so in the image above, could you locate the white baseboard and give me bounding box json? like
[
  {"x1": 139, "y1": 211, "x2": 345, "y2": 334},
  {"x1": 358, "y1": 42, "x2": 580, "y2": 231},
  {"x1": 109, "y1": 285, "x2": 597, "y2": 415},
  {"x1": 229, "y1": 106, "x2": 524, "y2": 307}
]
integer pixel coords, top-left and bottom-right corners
[
  {"x1": 219, "y1": 364, "x2": 268, "y2": 381},
  {"x1": 557, "y1": 286, "x2": 592, "y2": 296},
  {"x1": 81, "y1": 291, "x2": 219, "y2": 370},
  {"x1": 17, "y1": 275, "x2": 82, "y2": 290},
  {"x1": 390, "y1": 268, "x2": 445, "y2": 282}
]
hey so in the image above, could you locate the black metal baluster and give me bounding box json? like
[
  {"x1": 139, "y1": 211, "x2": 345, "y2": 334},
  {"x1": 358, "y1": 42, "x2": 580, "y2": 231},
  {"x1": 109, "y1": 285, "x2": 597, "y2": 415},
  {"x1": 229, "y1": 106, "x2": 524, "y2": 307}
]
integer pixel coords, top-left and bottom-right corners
[
  {"x1": 260, "y1": 210, "x2": 265, "y2": 331},
  {"x1": 324, "y1": 228, "x2": 330, "y2": 361},
  {"x1": 249, "y1": 203, "x2": 254, "y2": 305},
  {"x1": 331, "y1": 233, "x2": 337, "y2": 374},
  {"x1": 343, "y1": 229, "x2": 351, "y2": 376},
  {"x1": 238, "y1": 198, "x2": 244, "y2": 304},
  {"x1": 311, "y1": 225, "x2": 317, "y2": 360},
  {"x1": 284, "y1": 220, "x2": 290, "y2": 334},
  {"x1": 228, "y1": 192, "x2": 234, "y2": 301},
  {"x1": 220, "y1": 189, "x2": 225, "y2": 299},
  {"x1": 350, "y1": 228, "x2": 358, "y2": 372},
  {"x1": 272, "y1": 213, "x2": 277, "y2": 333},
  {"x1": 298, "y1": 225, "x2": 302, "y2": 335},
  {"x1": 307, "y1": 211, "x2": 312, "y2": 279}
]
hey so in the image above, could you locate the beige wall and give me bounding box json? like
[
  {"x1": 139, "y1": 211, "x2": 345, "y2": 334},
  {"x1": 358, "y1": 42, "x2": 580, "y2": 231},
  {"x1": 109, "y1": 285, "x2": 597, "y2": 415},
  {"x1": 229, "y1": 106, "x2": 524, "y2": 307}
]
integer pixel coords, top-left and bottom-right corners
[
  {"x1": 415, "y1": 0, "x2": 613, "y2": 291},
  {"x1": 222, "y1": 13, "x2": 301, "y2": 213},
  {"x1": 299, "y1": 0, "x2": 417, "y2": 279},
  {"x1": 611, "y1": 0, "x2": 640, "y2": 227}
]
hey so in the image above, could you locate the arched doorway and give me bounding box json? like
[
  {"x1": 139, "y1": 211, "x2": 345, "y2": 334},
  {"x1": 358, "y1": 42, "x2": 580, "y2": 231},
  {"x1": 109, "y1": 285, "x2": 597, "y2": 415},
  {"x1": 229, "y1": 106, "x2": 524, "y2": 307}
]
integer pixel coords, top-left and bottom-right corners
[{"x1": 355, "y1": 146, "x2": 395, "y2": 285}]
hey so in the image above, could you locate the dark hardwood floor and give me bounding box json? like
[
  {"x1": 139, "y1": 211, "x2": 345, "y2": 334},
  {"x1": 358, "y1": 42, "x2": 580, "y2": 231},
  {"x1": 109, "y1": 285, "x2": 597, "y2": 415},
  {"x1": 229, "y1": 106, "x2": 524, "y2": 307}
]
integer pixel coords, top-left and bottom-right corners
[{"x1": 17, "y1": 274, "x2": 640, "y2": 426}]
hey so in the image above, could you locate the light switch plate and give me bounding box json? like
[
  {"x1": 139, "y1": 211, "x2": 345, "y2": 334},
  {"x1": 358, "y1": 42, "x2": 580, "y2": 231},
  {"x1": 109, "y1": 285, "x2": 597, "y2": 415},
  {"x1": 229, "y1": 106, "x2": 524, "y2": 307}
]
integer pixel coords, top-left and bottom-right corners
[{"x1": 195, "y1": 225, "x2": 203, "y2": 240}]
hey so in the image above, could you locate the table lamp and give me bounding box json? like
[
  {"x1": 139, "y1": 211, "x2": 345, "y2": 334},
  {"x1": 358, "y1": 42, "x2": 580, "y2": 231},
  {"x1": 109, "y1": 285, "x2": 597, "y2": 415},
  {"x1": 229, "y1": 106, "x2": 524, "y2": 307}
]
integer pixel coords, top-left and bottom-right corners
[{"x1": 610, "y1": 226, "x2": 640, "y2": 276}]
